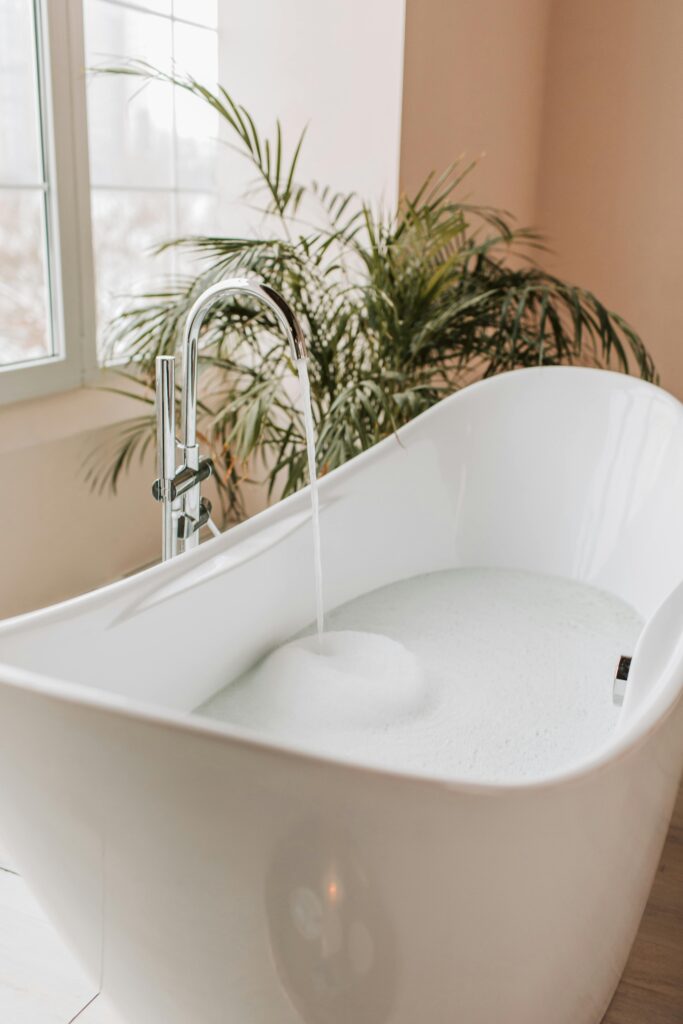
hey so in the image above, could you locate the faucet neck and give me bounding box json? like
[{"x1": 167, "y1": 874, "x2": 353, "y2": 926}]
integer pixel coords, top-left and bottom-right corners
[
  {"x1": 180, "y1": 277, "x2": 307, "y2": 450},
  {"x1": 153, "y1": 276, "x2": 307, "y2": 561}
]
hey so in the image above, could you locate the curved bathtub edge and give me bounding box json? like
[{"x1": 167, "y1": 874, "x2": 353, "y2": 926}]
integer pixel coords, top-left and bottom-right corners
[{"x1": 0, "y1": 648, "x2": 680, "y2": 800}]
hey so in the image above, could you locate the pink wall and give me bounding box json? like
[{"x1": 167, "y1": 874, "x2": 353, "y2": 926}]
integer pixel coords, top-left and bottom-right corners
[
  {"x1": 536, "y1": 0, "x2": 683, "y2": 399},
  {"x1": 0, "y1": 389, "x2": 160, "y2": 618},
  {"x1": 400, "y1": 0, "x2": 550, "y2": 224},
  {"x1": 401, "y1": 0, "x2": 683, "y2": 398}
]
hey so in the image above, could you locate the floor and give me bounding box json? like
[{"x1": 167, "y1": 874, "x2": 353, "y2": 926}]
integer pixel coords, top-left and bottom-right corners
[
  {"x1": 1, "y1": 786, "x2": 681, "y2": 1023},
  {"x1": 602, "y1": 783, "x2": 683, "y2": 1023},
  {"x1": 0, "y1": 867, "x2": 121, "y2": 1023}
]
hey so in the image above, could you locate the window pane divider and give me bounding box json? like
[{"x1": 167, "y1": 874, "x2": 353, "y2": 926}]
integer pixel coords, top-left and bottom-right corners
[{"x1": 0, "y1": 183, "x2": 48, "y2": 192}]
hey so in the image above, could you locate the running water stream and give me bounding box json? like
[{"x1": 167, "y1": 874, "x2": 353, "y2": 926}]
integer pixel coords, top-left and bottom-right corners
[{"x1": 296, "y1": 358, "x2": 324, "y2": 641}]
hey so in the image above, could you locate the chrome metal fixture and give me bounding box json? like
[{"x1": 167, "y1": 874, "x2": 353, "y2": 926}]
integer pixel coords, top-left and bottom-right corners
[
  {"x1": 613, "y1": 654, "x2": 632, "y2": 707},
  {"x1": 153, "y1": 277, "x2": 307, "y2": 561}
]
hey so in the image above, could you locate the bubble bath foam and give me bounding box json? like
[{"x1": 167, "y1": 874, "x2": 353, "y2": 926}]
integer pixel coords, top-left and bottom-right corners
[{"x1": 197, "y1": 567, "x2": 643, "y2": 782}]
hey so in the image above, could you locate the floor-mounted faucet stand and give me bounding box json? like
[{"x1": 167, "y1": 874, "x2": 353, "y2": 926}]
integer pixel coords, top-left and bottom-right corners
[
  {"x1": 152, "y1": 277, "x2": 307, "y2": 562},
  {"x1": 153, "y1": 353, "x2": 214, "y2": 562},
  {"x1": 154, "y1": 355, "x2": 178, "y2": 561}
]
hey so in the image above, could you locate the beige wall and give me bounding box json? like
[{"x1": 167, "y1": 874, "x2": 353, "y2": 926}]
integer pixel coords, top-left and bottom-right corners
[
  {"x1": 400, "y1": 0, "x2": 550, "y2": 223},
  {"x1": 400, "y1": 0, "x2": 683, "y2": 399},
  {"x1": 0, "y1": 389, "x2": 159, "y2": 619},
  {"x1": 536, "y1": 0, "x2": 683, "y2": 399}
]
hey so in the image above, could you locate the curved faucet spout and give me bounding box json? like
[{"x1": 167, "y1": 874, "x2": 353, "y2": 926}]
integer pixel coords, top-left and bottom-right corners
[
  {"x1": 153, "y1": 276, "x2": 307, "y2": 560},
  {"x1": 181, "y1": 277, "x2": 307, "y2": 451}
]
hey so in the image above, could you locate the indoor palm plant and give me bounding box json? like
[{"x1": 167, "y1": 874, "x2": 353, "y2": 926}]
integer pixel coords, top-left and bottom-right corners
[{"x1": 87, "y1": 65, "x2": 656, "y2": 523}]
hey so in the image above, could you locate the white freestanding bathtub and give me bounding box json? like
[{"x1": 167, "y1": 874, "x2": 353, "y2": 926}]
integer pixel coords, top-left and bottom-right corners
[{"x1": 0, "y1": 366, "x2": 682, "y2": 1024}]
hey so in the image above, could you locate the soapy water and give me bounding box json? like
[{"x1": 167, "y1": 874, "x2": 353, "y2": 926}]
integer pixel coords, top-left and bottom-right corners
[
  {"x1": 202, "y1": 630, "x2": 426, "y2": 734},
  {"x1": 196, "y1": 568, "x2": 643, "y2": 783}
]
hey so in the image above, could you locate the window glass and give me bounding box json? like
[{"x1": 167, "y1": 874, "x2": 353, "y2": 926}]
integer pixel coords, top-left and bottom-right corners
[
  {"x1": 173, "y1": 0, "x2": 217, "y2": 28},
  {"x1": 90, "y1": 188, "x2": 175, "y2": 343},
  {"x1": 0, "y1": 0, "x2": 54, "y2": 367},
  {"x1": 84, "y1": 0, "x2": 219, "y2": 358},
  {"x1": 173, "y1": 19, "x2": 218, "y2": 192},
  {"x1": 0, "y1": 190, "x2": 50, "y2": 365},
  {"x1": 0, "y1": 0, "x2": 42, "y2": 184},
  {"x1": 131, "y1": 0, "x2": 171, "y2": 13},
  {"x1": 85, "y1": 1, "x2": 174, "y2": 189}
]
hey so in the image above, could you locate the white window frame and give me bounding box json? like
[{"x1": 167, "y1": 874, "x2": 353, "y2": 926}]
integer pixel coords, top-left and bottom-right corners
[
  {"x1": 0, "y1": 0, "x2": 98, "y2": 405},
  {"x1": 1, "y1": 0, "x2": 219, "y2": 406}
]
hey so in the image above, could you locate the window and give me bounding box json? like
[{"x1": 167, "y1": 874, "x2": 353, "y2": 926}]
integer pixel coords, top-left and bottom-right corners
[
  {"x1": 83, "y1": 0, "x2": 218, "y2": 356},
  {"x1": 0, "y1": 0, "x2": 56, "y2": 368},
  {"x1": 0, "y1": 0, "x2": 219, "y2": 402}
]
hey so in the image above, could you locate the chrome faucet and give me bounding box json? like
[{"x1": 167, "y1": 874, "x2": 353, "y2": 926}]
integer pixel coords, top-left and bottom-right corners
[{"x1": 153, "y1": 277, "x2": 307, "y2": 561}]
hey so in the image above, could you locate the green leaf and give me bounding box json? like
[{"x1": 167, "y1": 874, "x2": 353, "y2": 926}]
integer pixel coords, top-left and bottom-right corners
[{"x1": 86, "y1": 63, "x2": 656, "y2": 519}]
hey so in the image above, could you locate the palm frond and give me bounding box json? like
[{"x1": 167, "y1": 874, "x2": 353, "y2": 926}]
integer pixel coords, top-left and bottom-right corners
[{"x1": 87, "y1": 65, "x2": 656, "y2": 520}]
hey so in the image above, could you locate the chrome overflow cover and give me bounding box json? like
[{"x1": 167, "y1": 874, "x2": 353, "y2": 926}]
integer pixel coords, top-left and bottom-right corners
[{"x1": 613, "y1": 655, "x2": 632, "y2": 707}]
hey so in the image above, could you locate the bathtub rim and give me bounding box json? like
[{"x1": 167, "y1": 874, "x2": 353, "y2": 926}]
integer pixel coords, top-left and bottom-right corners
[
  {"x1": 1, "y1": 364, "x2": 679, "y2": 634},
  {"x1": 0, "y1": 648, "x2": 680, "y2": 798},
  {"x1": 0, "y1": 364, "x2": 681, "y2": 796}
]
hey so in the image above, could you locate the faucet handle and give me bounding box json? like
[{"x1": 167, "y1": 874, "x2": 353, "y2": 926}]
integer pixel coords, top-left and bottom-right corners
[
  {"x1": 152, "y1": 456, "x2": 213, "y2": 502},
  {"x1": 177, "y1": 496, "x2": 212, "y2": 540}
]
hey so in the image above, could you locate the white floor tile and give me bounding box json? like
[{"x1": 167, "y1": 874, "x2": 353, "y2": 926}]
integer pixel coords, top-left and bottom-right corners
[
  {"x1": 75, "y1": 994, "x2": 126, "y2": 1023},
  {"x1": 0, "y1": 868, "x2": 104, "y2": 1024}
]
